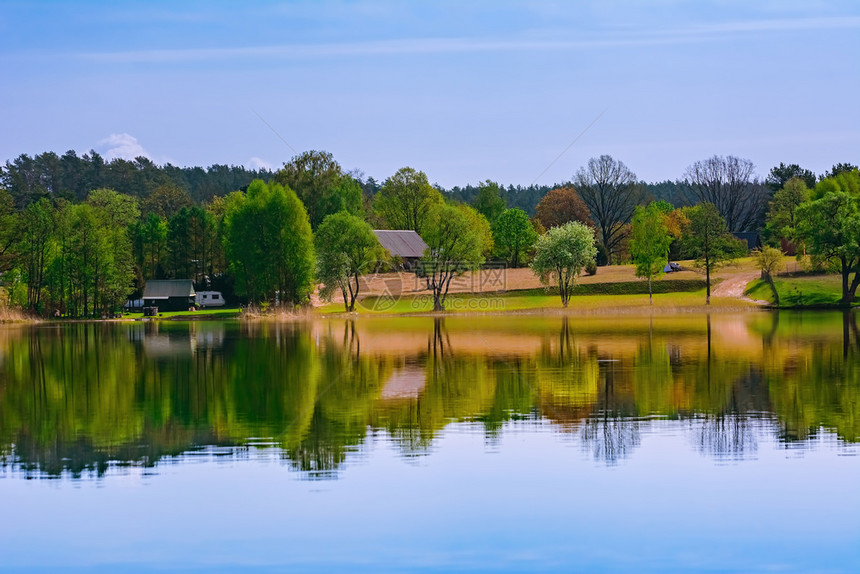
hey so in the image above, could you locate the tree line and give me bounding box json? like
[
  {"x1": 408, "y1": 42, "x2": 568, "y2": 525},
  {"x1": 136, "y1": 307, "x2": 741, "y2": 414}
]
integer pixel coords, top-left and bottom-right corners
[
  {"x1": 1, "y1": 150, "x2": 272, "y2": 207},
  {"x1": 1, "y1": 147, "x2": 857, "y2": 315}
]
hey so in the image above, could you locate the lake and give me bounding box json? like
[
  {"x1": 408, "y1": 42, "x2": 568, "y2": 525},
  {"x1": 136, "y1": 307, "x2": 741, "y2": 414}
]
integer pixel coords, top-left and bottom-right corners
[{"x1": 1, "y1": 312, "x2": 858, "y2": 573}]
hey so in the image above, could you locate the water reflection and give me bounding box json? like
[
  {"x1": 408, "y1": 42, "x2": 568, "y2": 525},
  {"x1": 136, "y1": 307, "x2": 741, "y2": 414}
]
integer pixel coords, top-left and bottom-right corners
[{"x1": 0, "y1": 311, "x2": 857, "y2": 479}]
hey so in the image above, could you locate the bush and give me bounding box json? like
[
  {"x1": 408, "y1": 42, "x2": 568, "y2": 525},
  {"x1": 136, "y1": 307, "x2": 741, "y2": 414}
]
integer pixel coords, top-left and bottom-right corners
[{"x1": 585, "y1": 260, "x2": 597, "y2": 276}]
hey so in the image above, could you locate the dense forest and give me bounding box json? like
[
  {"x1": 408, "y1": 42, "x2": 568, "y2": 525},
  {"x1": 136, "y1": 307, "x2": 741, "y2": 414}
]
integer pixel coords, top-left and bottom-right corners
[
  {"x1": 1, "y1": 150, "x2": 273, "y2": 207},
  {"x1": 0, "y1": 151, "x2": 701, "y2": 215},
  {"x1": 1, "y1": 148, "x2": 857, "y2": 316}
]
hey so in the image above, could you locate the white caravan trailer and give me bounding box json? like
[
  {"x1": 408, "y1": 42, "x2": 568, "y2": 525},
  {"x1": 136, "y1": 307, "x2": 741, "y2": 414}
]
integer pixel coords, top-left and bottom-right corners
[{"x1": 195, "y1": 291, "x2": 225, "y2": 307}]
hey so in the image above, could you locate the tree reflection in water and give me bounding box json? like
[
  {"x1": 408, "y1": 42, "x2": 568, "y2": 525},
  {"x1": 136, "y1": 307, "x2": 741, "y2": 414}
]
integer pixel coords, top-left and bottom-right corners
[{"x1": 0, "y1": 311, "x2": 857, "y2": 479}]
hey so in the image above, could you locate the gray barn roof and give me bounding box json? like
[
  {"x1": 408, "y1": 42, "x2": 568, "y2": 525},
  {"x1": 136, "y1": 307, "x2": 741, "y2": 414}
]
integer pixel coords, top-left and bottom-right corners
[
  {"x1": 373, "y1": 230, "x2": 428, "y2": 259},
  {"x1": 143, "y1": 279, "x2": 196, "y2": 300}
]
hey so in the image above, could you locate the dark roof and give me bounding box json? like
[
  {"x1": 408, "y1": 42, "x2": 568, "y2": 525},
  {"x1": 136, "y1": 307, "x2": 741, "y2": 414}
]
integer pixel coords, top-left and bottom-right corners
[
  {"x1": 143, "y1": 280, "x2": 196, "y2": 300},
  {"x1": 732, "y1": 232, "x2": 761, "y2": 250},
  {"x1": 373, "y1": 230, "x2": 428, "y2": 259}
]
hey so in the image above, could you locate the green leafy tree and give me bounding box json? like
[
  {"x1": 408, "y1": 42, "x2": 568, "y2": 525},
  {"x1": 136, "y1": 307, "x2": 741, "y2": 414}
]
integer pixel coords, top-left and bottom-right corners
[
  {"x1": 630, "y1": 203, "x2": 672, "y2": 303},
  {"x1": 164, "y1": 206, "x2": 211, "y2": 283},
  {"x1": 45, "y1": 190, "x2": 139, "y2": 317},
  {"x1": 420, "y1": 204, "x2": 492, "y2": 311},
  {"x1": 141, "y1": 184, "x2": 193, "y2": 219},
  {"x1": 530, "y1": 221, "x2": 597, "y2": 307},
  {"x1": 374, "y1": 167, "x2": 443, "y2": 233},
  {"x1": 131, "y1": 212, "x2": 168, "y2": 279},
  {"x1": 315, "y1": 212, "x2": 385, "y2": 312},
  {"x1": 84, "y1": 189, "x2": 140, "y2": 316},
  {"x1": 822, "y1": 163, "x2": 859, "y2": 180},
  {"x1": 0, "y1": 189, "x2": 20, "y2": 274},
  {"x1": 492, "y1": 208, "x2": 538, "y2": 267},
  {"x1": 680, "y1": 202, "x2": 745, "y2": 305},
  {"x1": 752, "y1": 246, "x2": 784, "y2": 305},
  {"x1": 222, "y1": 180, "x2": 314, "y2": 305},
  {"x1": 19, "y1": 198, "x2": 55, "y2": 311},
  {"x1": 766, "y1": 163, "x2": 816, "y2": 192},
  {"x1": 764, "y1": 177, "x2": 810, "y2": 246},
  {"x1": 471, "y1": 180, "x2": 506, "y2": 224},
  {"x1": 795, "y1": 191, "x2": 860, "y2": 305},
  {"x1": 204, "y1": 196, "x2": 229, "y2": 282},
  {"x1": 274, "y1": 150, "x2": 362, "y2": 229},
  {"x1": 460, "y1": 201, "x2": 494, "y2": 258},
  {"x1": 813, "y1": 167, "x2": 860, "y2": 199}
]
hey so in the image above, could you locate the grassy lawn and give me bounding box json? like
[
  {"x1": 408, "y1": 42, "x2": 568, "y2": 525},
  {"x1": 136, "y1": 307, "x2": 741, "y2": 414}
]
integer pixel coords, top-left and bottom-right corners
[
  {"x1": 122, "y1": 308, "x2": 242, "y2": 319},
  {"x1": 746, "y1": 274, "x2": 855, "y2": 307},
  {"x1": 318, "y1": 281, "x2": 748, "y2": 315}
]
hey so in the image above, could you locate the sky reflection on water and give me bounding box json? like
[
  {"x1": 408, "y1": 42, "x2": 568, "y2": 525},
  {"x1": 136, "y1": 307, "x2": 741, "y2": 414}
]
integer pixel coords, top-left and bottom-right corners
[{"x1": 1, "y1": 313, "x2": 859, "y2": 572}]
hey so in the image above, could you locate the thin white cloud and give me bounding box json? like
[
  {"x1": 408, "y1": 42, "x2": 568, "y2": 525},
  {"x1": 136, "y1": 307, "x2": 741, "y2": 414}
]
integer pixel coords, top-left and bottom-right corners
[
  {"x1": 247, "y1": 157, "x2": 273, "y2": 170},
  {"x1": 99, "y1": 133, "x2": 151, "y2": 161},
  {"x1": 74, "y1": 16, "x2": 860, "y2": 64}
]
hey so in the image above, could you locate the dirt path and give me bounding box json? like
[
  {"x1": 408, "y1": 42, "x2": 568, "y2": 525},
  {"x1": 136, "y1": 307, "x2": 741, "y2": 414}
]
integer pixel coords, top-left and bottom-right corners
[{"x1": 712, "y1": 271, "x2": 767, "y2": 304}]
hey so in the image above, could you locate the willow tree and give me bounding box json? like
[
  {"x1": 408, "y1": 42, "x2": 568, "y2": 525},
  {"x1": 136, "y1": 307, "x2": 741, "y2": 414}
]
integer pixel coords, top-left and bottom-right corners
[
  {"x1": 530, "y1": 221, "x2": 597, "y2": 308},
  {"x1": 421, "y1": 203, "x2": 492, "y2": 311},
  {"x1": 223, "y1": 180, "x2": 314, "y2": 306},
  {"x1": 315, "y1": 212, "x2": 385, "y2": 312},
  {"x1": 752, "y1": 247, "x2": 784, "y2": 306}
]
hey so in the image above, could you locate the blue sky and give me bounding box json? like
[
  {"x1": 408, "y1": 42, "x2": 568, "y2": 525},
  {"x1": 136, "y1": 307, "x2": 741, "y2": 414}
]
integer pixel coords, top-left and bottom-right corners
[{"x1": 1, "y1": 0, "x2": 858, "y2": 187}]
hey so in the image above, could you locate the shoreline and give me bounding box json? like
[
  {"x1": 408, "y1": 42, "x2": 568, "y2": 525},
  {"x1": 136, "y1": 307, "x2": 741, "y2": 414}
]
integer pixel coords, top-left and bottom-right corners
[{"x1": 6, "y1": 301, "x2": 860, "y2": 325}]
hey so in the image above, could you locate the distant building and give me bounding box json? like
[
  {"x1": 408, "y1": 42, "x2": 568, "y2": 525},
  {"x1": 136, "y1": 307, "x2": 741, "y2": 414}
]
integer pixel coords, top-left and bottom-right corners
[
  {"x1": 373, "y1": 230, "x2": 428, "y2": 269},
  {"x1": 732, "y1": 232, "x2": 761, "y2": 251},
  {"x1": 142, "y1": 280, "x2": 196, "y2": 312}
]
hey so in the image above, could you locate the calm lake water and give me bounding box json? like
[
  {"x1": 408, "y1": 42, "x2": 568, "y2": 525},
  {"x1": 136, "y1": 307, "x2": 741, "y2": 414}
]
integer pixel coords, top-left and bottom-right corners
[{"x1": 1, "y1": 313, "x2": 858, "y2": 573}]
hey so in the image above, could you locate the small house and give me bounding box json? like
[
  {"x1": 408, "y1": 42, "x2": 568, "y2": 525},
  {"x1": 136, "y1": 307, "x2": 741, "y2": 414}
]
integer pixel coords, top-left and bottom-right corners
[
  {"x1": 732, "y1": 232, "x2": 761, "y2": 251},
  {"x1": 373, "y1": 230, "x2": 428, "y2": 269},
  {"x1": 142, "y1": 280, "x2": 196, "y2": 312}
]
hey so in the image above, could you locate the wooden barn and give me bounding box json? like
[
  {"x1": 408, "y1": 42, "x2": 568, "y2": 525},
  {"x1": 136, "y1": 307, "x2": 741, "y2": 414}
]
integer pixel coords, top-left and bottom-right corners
[
  {"x1": 142, "y1": 280, "x2": 196, "y2": 312},
  {"x1": 373, "y1": 230, "x2": 428, "y2": 269}
]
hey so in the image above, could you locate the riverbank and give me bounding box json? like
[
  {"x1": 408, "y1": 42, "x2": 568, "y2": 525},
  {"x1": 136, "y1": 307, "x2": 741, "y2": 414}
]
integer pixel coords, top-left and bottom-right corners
[
  {"x1": 745, "y1": 274, "x2": 860, "y2": 308},
  {"x1": 4, "y1": 258, "x2": 857, "y2": 324},
  {"x1": 316, "y1": 285, "x2": 763, "y2": 317},
  {"x1": 0, "y1": 307, "x2": 35, "y2": 323}
]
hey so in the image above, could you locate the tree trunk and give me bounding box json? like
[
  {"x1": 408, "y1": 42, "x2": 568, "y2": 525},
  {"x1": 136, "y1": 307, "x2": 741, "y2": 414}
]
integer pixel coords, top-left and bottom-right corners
[
  {"x1": 705, "y1": 261, "x2": 711, "y2": 305},
  {"x1": 348, "y1": 273, "x2": 360, "y2": 312},
  {"x1": 341, "y1": 284, "x2": 350, "y2": 312},
  {"x1": 848, "y1": 268, "x2": 860, "y2": 304},
  {"x1": 648, "y1": 277, "x2": 653, "y2": 304},
  {"x1": 558, "y1": 271, "x2": 568, "y2": 308},
  {"x1": 766, "y1": 275, "x2": 779, "y2": 306}
]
